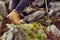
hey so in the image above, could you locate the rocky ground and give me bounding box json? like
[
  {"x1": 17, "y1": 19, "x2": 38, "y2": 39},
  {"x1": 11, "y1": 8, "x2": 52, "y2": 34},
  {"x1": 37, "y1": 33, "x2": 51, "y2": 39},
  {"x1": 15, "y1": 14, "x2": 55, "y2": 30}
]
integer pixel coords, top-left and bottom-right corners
[{"x1": 0, "y1": 0, "x2": 60, "y2": 40}]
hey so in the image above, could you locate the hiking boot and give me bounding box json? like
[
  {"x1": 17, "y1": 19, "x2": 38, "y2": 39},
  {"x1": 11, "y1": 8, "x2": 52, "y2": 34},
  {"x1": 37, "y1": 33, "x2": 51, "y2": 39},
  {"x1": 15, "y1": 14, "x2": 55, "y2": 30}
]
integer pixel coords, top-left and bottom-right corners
[{"x1": 7, "y1": 10, "x2": 24, "y2": 24}]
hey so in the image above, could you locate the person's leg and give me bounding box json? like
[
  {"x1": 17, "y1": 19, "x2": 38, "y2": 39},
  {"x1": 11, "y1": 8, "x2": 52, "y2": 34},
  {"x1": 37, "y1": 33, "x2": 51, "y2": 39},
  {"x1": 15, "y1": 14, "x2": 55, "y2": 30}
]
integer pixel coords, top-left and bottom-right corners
[
  {"x1": 7, "y1": 0, "x2": 30, "y2": 24},
  {"x1": 15, "y1": 0, "x2": 30, "y2": 13},
  {"x1": 9, "y1": 0, "x2": 20, "y2": 11}
]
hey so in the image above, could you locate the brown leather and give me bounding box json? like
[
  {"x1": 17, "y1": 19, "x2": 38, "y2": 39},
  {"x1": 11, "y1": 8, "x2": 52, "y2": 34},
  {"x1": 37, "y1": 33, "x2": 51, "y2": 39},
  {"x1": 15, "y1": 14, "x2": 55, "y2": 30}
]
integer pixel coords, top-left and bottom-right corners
[{"x1": 7, "y1": 10, "x2": 24, "y2": 24}]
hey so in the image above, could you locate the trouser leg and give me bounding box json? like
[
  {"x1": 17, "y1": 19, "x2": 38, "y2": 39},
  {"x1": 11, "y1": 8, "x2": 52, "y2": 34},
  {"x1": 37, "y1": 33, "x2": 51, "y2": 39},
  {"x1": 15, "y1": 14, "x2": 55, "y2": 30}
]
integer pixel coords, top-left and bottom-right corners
[
  {"x1": 14, "y1": 0, "x2": 30, "y2": 14},
  {"x1": 9, "y1": 0, "x2": 20, "y2": 11},
  {"x1": 9, "y1": 0, "x2": 30, "y2": 16}
]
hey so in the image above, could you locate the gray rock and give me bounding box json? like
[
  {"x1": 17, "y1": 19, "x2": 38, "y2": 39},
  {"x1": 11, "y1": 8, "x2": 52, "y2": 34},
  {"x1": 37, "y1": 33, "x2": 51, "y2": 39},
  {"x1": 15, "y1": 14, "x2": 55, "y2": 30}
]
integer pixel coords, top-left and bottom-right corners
[
  {"x1": 48, "y1": 2, "x2": 60, "y2": 16},
  {"x1": 0, "y1": 27, "x2": 28, "y2": 40},
  {"x1": 32, "y1": 0, "x2": 44, "y2": 7},
  {"x1": 24, "y1": 10, "x2": 45, "y2": 23},
  {"x1": 46, "y1": 25, "x2": 60, "y2": 37},
  {"x1": 49, "y1": 2, "x2": 60, "y2": 7},
  {"x1": 0, "y1": 1, "x2": 8, "y2": 17}
]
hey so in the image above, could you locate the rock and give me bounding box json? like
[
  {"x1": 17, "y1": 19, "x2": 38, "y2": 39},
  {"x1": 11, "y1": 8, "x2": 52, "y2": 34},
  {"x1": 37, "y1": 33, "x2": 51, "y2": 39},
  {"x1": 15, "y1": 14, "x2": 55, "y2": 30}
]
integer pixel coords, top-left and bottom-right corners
[
  {"x1": 0, "y1": 27, "x2": 28, "y2": 40},
  {"x1": 23, "y1": 6, "x2": 36, "y2": 14},
  {"x1": 0, "y1": 1, "x2": 8, "y2": 17},
  {"x1": 0, "y1": 1, "x2": 11, "y2": 23},
  {"x1": 49, "y1": 2, "x2": 60, "y2": 7},
  {"x1": 0, "y1": 21, "x2": 8, "y2": 37},
  {"x1": 46, "y1": 25, "x2": 60, "y2": 37},
  {"x1": 48, "y1": 2, "x2": 60, "y2": 17},
  {"x1": 24, "y1": 10, "x2": 45, "y2": 23},
  {"x1": 32, "y1": 0, "x2": 44, "y2": 7},
  {"x1": 51, "y1": 16, "x2": 60, "y2": 30},
  {"x1": 48, "y1": 8, "x2": 60, "y2": 17}
]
